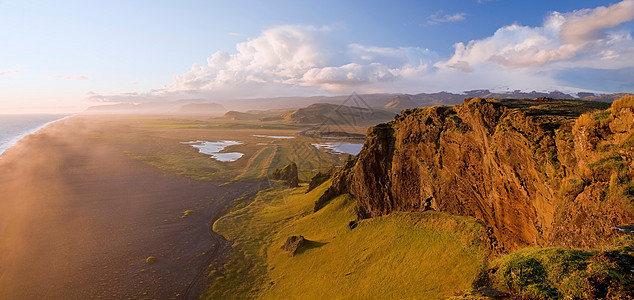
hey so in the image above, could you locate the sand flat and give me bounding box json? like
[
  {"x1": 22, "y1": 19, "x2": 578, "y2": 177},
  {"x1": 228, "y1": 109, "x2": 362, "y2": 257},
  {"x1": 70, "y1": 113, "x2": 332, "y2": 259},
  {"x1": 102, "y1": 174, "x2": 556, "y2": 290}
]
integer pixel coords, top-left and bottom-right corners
[{"x1": 0, "y1": 116, "x2": 262, "y2": 299}]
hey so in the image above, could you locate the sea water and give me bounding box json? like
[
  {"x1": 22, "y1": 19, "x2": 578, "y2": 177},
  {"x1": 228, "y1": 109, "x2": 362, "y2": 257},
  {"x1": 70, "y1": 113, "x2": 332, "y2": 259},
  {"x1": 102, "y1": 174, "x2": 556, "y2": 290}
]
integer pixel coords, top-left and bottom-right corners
[{"x1": 0, "y1": 114, "x2": 70, "y2": 157}]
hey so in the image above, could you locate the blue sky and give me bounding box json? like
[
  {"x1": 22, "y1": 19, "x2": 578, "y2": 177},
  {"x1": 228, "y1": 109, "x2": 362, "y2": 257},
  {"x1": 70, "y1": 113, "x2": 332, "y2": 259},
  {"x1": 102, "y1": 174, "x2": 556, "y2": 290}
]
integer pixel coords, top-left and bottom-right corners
[{"x1": 1, "y1": 0, "x2": 633, "y2": 112}]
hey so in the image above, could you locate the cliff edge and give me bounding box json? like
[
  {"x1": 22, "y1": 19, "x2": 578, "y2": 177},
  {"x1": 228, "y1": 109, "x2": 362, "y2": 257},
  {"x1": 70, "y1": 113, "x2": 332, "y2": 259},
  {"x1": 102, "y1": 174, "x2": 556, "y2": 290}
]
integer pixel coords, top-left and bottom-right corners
[{"x1": 345, "y1": 97, "x2": 634, "y2": 252}]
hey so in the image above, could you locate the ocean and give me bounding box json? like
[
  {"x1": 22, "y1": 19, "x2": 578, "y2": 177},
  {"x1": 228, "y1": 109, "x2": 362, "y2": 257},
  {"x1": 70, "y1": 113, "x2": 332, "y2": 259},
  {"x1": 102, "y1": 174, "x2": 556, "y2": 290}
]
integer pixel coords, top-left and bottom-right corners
[{"x1": 0, "y1": 114, "x2": 70, "y2": 157}]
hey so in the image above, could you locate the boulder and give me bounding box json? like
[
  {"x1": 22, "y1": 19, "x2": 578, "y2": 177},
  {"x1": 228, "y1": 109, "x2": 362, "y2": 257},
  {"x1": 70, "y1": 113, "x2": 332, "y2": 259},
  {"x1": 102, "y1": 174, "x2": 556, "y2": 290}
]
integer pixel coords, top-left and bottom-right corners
[{"x1": 280, "y1": 235, "x2": 306, "y2": 257}]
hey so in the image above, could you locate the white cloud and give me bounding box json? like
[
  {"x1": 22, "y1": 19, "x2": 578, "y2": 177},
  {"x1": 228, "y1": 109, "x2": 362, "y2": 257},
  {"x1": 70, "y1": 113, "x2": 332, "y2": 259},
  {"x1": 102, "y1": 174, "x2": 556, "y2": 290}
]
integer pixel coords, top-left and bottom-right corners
[
  {"x1": 106, "y1": 24, "x2": 436, "y2": 101},
  {"x1": 438, "y1": 0, "x2": 634, "y2": 70},
  {"x1": 560, "y1": 0, "x2": 634, "y2": 44},
  {"x1": 427, "y1": 11, "x2": 467, "y2": 25},
  {"x1": 89, "y1": 1, "x2": 634, "y2": 103}
]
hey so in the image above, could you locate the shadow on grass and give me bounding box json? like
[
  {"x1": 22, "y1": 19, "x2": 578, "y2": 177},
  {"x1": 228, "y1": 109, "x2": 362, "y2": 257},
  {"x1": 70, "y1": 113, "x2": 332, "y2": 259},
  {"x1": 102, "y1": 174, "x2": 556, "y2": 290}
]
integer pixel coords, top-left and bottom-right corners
[{"x1": 296, "y1": 240, "x2": 328, "y2": 255}]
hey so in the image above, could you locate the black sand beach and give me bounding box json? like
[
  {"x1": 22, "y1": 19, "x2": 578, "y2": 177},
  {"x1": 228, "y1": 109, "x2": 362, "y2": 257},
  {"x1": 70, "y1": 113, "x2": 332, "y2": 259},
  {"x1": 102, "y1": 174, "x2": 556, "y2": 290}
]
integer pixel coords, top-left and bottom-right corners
[{"x1": 0, "y1": 116, "x2": 263, "y2": 299}]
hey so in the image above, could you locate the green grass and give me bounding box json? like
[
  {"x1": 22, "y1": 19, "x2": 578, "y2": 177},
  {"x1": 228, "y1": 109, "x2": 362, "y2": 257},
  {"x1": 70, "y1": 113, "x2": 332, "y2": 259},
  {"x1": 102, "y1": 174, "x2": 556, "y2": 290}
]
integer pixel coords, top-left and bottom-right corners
[
  {"x1": 85, "y1": 116, "x2": 357, "y2": 183},
  {"x1": 232, "y1": 145, "x2": 280, "y2": 181},
  {"x1": 207, "y1": 180, "x2": 489, "y2": 299},
  {"x1": 132, "y1": 150, "x2": 226, "y2": 181},
  {"x1": 490, "y1": 239, "x2": 634, "y2": 299}
]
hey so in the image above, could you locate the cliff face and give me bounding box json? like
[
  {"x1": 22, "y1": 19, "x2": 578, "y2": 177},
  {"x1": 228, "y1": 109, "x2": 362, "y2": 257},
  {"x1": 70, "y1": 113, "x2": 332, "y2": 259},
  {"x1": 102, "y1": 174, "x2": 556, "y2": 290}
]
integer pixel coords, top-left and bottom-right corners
[{"x1": 349, "y1": 97, "x2": 634, "y2": 252}]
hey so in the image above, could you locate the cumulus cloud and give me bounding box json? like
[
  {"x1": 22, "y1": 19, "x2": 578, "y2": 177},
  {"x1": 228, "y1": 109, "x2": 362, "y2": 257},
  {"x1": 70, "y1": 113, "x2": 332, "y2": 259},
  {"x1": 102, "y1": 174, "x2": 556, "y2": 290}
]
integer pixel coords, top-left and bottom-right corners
[
  {"x1": 438, "y1": 0, "x2": 634, "y2": 70},
  {"x1": 560, "y1": 0, "x2": 634, "y2": 44},
  {"x1": 160, "y1": 25, "x2": 437, "y2": 97},
  {"x1": 89, "y1": 1, "x2": 634, "y2": 103},
  {"x1": 427, "y1": 11, "x2": 467, "y2": 25}
]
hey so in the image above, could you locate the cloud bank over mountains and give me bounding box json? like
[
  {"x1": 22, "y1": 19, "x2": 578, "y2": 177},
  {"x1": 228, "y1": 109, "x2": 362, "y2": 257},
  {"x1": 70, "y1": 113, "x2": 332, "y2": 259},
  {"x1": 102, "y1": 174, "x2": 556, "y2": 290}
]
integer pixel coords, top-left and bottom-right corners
[{"x1": 89, "y1": 0, "x2": 634, "y2": 103}]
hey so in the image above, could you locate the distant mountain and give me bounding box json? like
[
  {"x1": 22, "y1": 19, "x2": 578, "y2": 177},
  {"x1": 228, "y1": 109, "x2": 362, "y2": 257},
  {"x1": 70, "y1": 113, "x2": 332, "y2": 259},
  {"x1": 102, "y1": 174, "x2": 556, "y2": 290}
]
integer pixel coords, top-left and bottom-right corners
[
  {"x1": 223, "y1": 109, "x2": 286, "y2": 121},
  {"x1": 578, "y1": 93, "x2": 633, "y2": 102},
  {"x1": 178, "y1": 103, "x2": 226, "y2": 114},
  {"x1": 87, "y1": 91, "x2": 632, "y2": 115},
  {"x1": 479, "y1": 90, "x2": 575, "y2": 99},
  {"x1": 384, "y1": 95, "x2": 418, "y2": 110},
  {"x1": 410, "y1": 92, "x2": 465, "y2": 106},
  {"x1": 223, "y1": 111, "x2": 262, "y2": 121},
  {"x1": 282, "y1": 103, "x2": 394, "y2": 126}
]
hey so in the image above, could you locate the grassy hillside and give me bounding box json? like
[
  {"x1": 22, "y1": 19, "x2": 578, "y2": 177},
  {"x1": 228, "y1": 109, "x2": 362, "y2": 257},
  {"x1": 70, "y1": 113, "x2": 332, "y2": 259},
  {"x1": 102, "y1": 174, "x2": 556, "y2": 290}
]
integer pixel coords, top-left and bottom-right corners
[
  {"x1": 208, "y1": 180, "x2": 490, "y2": 299},
  {"x1": 488, "y1": 239, "x2": 634, "y2": 299}
]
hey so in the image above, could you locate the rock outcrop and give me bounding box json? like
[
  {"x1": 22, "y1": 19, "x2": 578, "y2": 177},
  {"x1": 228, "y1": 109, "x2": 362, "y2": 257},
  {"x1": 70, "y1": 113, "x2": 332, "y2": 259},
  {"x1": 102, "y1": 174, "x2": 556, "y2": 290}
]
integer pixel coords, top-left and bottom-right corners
[
  {"x1": 307, "y1": 170, "x2": 332, "y2": 193},
  {"x1": 314, "y1": 157, "x2": 356, "y2": 212},
  {"x1": 281, "y1": 235, "x2": 306, "y2": 257},
  {"x1": 345, "y1": 97, "x2": 634, "y2": 252},
  {"x1": 272, "y1": 162, "x2": 299, "y2": 187}
]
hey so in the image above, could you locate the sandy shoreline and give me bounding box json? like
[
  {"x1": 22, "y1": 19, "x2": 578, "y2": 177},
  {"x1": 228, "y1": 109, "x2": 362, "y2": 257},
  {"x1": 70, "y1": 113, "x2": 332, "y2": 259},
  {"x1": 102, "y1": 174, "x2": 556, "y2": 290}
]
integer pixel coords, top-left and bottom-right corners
[{"x1": 0, "y1": 115, "x2": 264, "y2": 299}]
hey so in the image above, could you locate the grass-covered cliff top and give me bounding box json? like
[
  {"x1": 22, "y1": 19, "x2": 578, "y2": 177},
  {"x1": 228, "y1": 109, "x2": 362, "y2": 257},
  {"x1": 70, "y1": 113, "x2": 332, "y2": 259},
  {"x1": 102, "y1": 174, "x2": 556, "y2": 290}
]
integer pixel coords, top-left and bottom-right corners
[{"x1": 208, "y1": 180, "x2": 489, "y2": 299}]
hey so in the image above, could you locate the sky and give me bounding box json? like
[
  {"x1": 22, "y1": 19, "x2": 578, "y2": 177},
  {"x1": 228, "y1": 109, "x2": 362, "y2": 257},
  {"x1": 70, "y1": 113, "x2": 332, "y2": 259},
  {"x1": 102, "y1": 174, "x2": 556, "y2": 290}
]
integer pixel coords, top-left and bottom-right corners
[{"x1": 1, "y1": 0, "x2": 634, "y2": 113}]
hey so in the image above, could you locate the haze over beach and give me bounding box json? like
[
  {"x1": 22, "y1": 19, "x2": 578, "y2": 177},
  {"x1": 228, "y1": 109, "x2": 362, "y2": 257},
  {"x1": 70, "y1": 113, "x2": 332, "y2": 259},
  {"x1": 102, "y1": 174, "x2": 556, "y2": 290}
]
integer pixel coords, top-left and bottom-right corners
[{"x1": 1, "y1": 1, "x2": 634, "y2": 299}]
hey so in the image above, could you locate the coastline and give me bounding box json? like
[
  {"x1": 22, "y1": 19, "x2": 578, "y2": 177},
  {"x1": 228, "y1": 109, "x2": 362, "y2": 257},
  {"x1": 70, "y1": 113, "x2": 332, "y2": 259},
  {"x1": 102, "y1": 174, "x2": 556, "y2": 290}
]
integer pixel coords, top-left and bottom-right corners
[
  {"x1": 0, "y1": 115, "x2": 263, "y2": 298},
  {"x1": 0, "y1": 114, "x2": 74, "y2": 158}
]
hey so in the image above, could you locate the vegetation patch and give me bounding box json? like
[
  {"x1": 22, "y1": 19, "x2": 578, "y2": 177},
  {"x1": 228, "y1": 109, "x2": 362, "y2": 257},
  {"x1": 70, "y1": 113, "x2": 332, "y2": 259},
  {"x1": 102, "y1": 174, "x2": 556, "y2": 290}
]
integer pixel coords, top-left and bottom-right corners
[
  {"x1": 207, "y1": 180, "x2": 489, "y2": 299},
  {"x1": 489, "y1": 237, "x2": 634, "y2": 299},
  {"x1": 588, "y1": 154, "x2": 628, "y2": 182},
  {"x1": 181, "y1": 210, "x2": 194, "y2": 218}
]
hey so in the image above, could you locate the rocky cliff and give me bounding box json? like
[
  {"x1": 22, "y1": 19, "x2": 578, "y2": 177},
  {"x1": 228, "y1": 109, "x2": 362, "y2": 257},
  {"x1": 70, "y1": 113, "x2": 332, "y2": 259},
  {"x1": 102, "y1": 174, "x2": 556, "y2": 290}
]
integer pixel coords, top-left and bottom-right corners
[{"x1": 345, "y1": 97, "x2": 634, "y2": 252}]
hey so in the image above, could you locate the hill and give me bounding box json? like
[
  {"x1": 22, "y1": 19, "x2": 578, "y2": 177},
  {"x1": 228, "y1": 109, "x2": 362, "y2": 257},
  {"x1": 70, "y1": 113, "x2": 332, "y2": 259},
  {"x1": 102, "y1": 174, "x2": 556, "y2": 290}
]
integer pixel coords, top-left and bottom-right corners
[
  {"x1": 384, "y1": 95, "x2": 418, "y2": 110},
  {"x1": 208, "y1": 181, "x2": 489, "y2": 299},
  {"x1": 330, "y1": 96, "x2": 634, "y2": 252},
  {"x1": 282, "y1": 103, "x2": 394, "y2": 126},
  {"x1": 222, "y1": 109, "x2": 286, "y2": 121}
]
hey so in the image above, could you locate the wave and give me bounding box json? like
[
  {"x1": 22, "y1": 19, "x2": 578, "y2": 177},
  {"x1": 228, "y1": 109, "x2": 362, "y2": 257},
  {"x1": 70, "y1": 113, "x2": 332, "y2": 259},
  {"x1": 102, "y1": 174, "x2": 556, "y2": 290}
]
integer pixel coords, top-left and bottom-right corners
[{"x1": 0, "y1": 114, "x2": 74, "y2": 158}]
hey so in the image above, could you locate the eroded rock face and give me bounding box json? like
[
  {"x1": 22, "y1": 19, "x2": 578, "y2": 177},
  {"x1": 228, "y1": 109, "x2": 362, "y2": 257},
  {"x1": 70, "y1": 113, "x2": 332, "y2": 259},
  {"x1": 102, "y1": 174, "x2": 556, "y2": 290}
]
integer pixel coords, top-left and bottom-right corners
[
  {"x1": 281, "y1": 235, "x2": 306, "y2": 257},
  {"x1": 272, "y1": 162, "x2": 299, "y2": 187},
  {"x1": 307, "y1": 170, "x2": 332, "y2": 193},
  {"x1": 349, "y1": 97, "x2": 634, "y2": 252},
  {"x1": 314, "y1": 157, "x2": 356, "y2": 212}
]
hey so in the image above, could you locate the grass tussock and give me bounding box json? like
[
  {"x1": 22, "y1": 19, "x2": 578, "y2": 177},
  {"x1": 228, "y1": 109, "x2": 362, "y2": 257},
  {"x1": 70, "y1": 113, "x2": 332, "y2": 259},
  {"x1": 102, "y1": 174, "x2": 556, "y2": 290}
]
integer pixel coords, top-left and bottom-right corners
[
  {"x1": 490, "y1": 236, "x2": 634, "y2": 299},
  {"x1": 207, "y1": 180, "x2": 489, "y2": 299},
  {"x1": 181, "y1": 210, "x2": 194, "y2": 218}
]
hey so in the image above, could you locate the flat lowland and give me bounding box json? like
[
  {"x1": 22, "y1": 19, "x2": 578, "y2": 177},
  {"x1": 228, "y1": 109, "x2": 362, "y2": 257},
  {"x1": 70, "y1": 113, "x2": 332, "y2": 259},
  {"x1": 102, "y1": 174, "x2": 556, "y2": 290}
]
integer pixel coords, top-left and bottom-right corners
[{"x1": 0, "y1": 114, "x2": 346, "y2": 299}]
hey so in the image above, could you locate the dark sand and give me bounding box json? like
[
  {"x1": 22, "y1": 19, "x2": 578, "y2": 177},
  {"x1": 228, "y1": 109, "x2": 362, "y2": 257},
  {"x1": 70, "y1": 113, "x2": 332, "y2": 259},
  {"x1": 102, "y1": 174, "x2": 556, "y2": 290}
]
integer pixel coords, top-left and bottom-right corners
[{"x1": 0, "y1": 116, "x2": 262, "y2": 299}]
